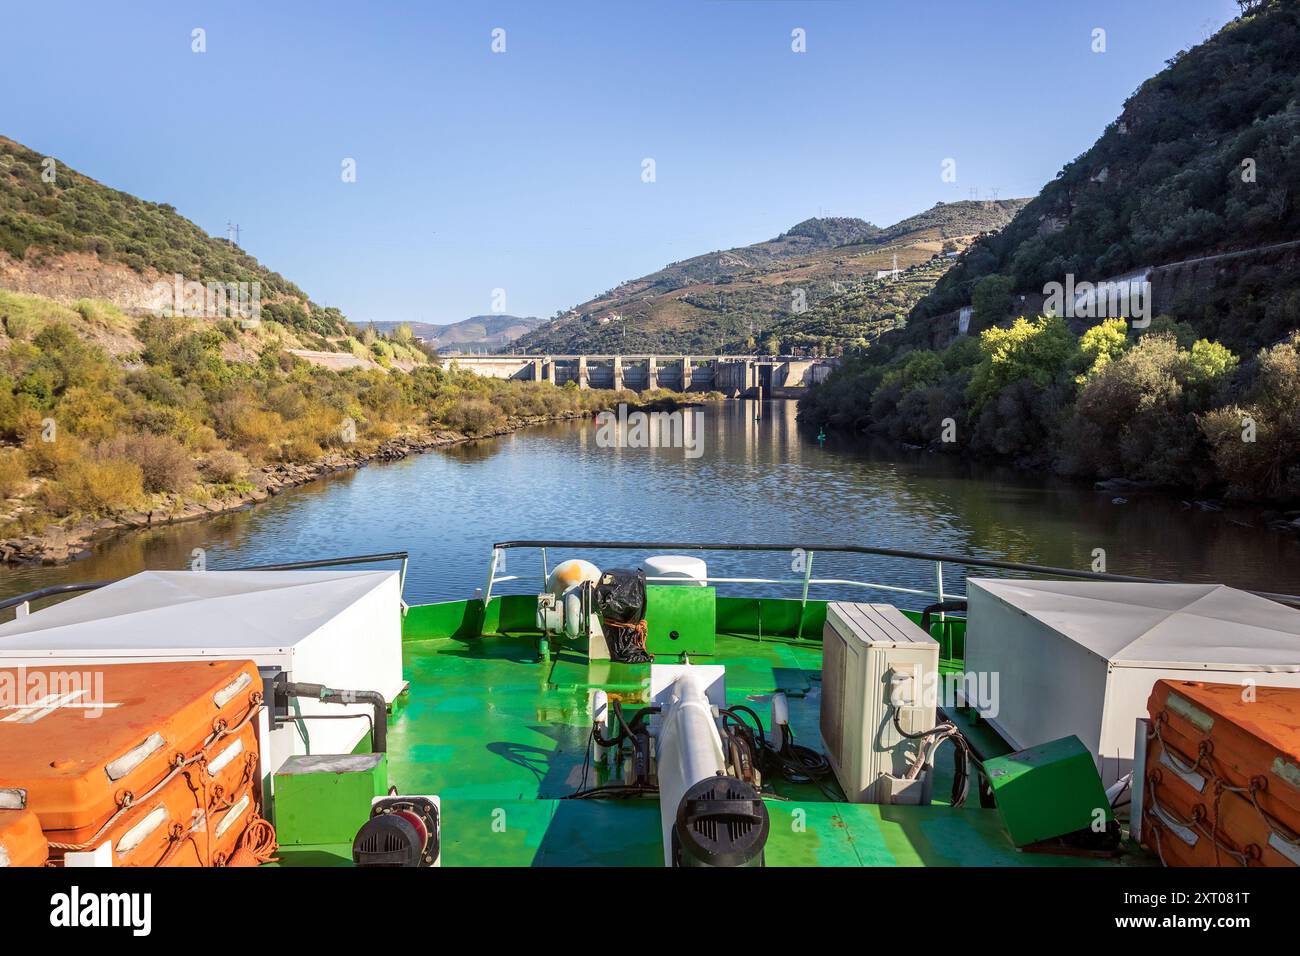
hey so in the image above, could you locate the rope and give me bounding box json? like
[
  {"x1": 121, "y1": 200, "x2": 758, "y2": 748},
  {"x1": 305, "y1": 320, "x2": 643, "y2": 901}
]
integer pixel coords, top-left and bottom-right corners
[
  {"x1": 602, "y1": 618, "x2": 653, "y2": 663},
  {"x1": 227, "y1": 818, "x2": 279, "y2": 866},
  {"x1": 1142, "y1": 729, "x2": 1276, "y2": 868}
]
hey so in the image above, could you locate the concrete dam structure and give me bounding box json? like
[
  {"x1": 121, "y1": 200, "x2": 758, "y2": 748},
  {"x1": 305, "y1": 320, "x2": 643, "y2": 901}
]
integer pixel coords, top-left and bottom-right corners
[{"x1": 437, "y1": 354, "x2": 837, "y2": 398}]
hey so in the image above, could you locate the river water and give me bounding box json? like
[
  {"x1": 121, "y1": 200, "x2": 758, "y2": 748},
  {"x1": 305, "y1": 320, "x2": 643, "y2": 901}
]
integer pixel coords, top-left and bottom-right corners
[{"x1": 3, "y1": 400, "x2": 1299, "y2": 613}]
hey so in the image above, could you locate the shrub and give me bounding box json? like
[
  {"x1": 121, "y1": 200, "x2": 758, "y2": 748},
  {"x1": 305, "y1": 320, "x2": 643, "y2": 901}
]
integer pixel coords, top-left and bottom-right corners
[
  {"x1": 1183, "y1": 339, "x2": 1238, "y2": 390},
  {"x1": 212, "y1": 398, "x2": 284, "y2": 449},
  {"x1": 57, "y1": 386, "x2": 127, "y2": 441},
  {"x1": 96, "y1": 432, "x2": 196, "y2": 494},
  {"x1": 442, "y1": 398, "x2": 505, "y2": 436},
  {"x1": 23, "y1": 431, "x2": 82, "y2": 477},
  {"x1": 277, "y1": 436, "x2": 322, "y2": 463},
  {"x1": 1062, "y1": 332, "x2": 1229, "y2": 486},
  {"x1": 43, "y1": 455, "x2": 145, "y2": 515},
  {"x1": 0, "y1": 448, "x2": 28, "y2": 498},
  {"x1": 1201, "y1": 333, "x2": 1300, "y2": 499},
  {"x1": 202, "y1": 448, "x2": 250, "y2": 483},
  {"x1": 972, "y1": 379, "x2": 1071, "y2": 465},
  {"x1": 3, "y1": 311, "x2": 39, "y2": 341}
]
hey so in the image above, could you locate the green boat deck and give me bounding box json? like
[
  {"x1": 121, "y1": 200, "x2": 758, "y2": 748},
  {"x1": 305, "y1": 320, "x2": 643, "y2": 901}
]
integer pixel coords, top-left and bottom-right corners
[{"x1": 277, "y1": 595, "x2": 1149, "y2": 867}]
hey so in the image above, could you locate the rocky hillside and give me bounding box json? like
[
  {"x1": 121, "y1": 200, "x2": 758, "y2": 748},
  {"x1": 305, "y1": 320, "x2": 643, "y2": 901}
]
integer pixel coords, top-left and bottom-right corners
[
  {"x1": 516, "y1": 199, "x2": 1026, "y2": 354},
  {"x1": 0, "y1": 135, "x2": 348, "y2": 336}
]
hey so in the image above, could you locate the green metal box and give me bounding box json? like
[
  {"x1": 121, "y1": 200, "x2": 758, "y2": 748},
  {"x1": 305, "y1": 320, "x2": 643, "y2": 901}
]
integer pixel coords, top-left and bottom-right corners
[
  {"x1": 644, "y1": 585, "x2": 716, "y2": 657},
  {"x1": 272, "y1": 753, "x2": 388, "y2": 846},
  {"x1": 983, "y1": 735, "x2": 1112, "y2": 847}
]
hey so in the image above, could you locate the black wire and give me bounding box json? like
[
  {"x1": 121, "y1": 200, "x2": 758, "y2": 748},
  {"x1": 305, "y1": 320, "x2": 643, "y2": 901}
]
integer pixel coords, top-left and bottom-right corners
[
  {"x1": 719, "y1": 705, "x2": 837, "y2": 793},
  {"x1": 578, "y1": 725, "x2": 594, "y2": 792},
  {"x1": 891, "y1": 710, "x2": 985, "y2": 808},
  {"x1": 572, "y1": 703, "x2": 662, "y2": 798},
  {"x1": 563, "y1": 785, "x2": 659, "y2": 800}
]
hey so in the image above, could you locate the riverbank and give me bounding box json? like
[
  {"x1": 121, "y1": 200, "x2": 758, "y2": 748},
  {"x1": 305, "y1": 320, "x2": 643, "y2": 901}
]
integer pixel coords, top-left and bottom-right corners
[
  {"x1": 0, "y1": 285, "x2": 729, "y2": 566},
  {"x1": 1, "y1": 401, "x2": 712, "y2": 566},
  {"x1": 798, "y1": 321, "x2": 1300, "y2": 508}
]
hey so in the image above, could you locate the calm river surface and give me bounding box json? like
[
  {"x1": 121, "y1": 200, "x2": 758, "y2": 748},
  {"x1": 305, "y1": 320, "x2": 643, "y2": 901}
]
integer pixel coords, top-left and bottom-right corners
[{"x1": 4, "y1": 400, "x2": 1299, "y2": 613}]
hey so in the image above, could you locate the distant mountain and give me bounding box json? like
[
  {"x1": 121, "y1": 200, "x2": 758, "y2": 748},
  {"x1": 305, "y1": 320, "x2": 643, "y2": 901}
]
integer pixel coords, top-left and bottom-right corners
[
  {"x1": 515, "y1": 199, "x2": 1027, "y2": 354},
  {"x1": 370, "y1": 314, "x2": 543, "y2": 352},
  {"x1": 0, "y1": 135, "x2": 348, "y2": 336}
]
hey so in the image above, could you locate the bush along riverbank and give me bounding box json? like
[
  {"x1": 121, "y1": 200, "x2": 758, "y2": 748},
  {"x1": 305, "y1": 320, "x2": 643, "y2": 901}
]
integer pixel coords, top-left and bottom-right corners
[
  {"x1": 0, "y1": 290, "x2": 717, "y2": 565},
  {"x1": 0, "y1": 412, "x2": 586, "y2": 564},
  {"x1": 798, "y1": 315, "x2": 1300, "y2": 516}
]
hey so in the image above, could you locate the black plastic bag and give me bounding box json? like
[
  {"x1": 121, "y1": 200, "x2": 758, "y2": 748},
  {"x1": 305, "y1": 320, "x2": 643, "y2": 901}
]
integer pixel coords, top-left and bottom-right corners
[
  {"x1": 593, "y1": 568, "x2": 652, "y2": 663},
  {"x1": 593, "y1": 568, "x2": 646, "y2": 625}
]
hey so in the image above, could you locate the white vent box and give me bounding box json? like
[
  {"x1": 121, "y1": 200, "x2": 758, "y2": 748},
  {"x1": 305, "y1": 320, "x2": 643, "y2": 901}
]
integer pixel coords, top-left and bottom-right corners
[
  {"x1": 964, "y1": 579, "x2": 1300, "y2": 785},
  {"x1": 820, "y1": 603, "x2": 939, "y2": 804}
]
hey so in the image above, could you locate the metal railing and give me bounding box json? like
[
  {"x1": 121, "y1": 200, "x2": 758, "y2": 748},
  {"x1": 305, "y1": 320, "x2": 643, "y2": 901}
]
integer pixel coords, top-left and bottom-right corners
[
  {"x1": 0, "y1": 551, "x2": 409, "y2": 621},
  {"x1": 483, "y1": 539, "x2": 1300, "y2": 613}
]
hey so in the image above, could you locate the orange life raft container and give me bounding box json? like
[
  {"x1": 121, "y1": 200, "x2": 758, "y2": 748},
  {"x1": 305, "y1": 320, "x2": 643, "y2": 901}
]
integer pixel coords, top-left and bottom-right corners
[
  {"x1": 1142, "y1": 679, "x2": 1300, "y2": 867},
  {"x1": 0, "y1": 659, "x2": 275, "y2": 866},
  {"x1": 0, "y1": 807, "x2": 49, "y2": 868}
]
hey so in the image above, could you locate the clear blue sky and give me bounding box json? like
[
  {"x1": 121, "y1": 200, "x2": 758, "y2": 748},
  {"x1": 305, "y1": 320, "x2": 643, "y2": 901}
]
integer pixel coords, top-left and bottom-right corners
[{"x1": 2, "y1": 0, "x2": 1241, "y2": 325}]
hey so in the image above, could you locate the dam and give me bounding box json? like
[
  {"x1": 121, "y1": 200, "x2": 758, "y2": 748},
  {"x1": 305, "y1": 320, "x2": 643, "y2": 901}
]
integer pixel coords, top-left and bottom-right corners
[{"x1": 436, "y1": 354, "x2": 837, "y2": 398}]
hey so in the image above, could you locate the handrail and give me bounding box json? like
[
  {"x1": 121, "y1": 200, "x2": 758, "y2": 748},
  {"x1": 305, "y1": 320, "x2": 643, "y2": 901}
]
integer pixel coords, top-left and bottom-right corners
[
  {"x1": 0, "y1": 551, "x2": 410, "y2": 618},
  {"x1": 490, "y1": 539, "x2": 1300, "y2": 607},
  {"x1": 0, "y1": 582, "x2": 113, "y2": 614},
  {"x1": 232, "y1": 550, "x2": 408, "y2": 573}
]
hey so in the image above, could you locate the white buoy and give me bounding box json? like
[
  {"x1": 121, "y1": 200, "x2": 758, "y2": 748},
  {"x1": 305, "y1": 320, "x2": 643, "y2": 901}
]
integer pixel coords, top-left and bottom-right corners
[{"x1": 643, "y1": 555, "x2": 708, "y2": 586}]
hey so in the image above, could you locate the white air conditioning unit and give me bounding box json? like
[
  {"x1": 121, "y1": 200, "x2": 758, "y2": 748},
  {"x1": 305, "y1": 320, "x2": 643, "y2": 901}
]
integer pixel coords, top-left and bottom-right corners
[{"x1": 820, "y1": 603, "x2": 939, "y2": 804}]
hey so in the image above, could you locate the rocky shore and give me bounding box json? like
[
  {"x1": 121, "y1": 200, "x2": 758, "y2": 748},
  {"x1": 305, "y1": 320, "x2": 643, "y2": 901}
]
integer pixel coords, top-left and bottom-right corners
[{"x1": 0, "y1": 410, "x2": 593, "y2": 566}]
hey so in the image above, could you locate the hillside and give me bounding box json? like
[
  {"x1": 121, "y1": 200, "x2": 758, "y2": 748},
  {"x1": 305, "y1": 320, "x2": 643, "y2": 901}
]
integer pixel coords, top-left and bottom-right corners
[
  {"x1": 370, "y1": 314, "x2": 543, "y2": 352},
  {"x1": 0, "y1": 135, "x2": 348, "y2": 336},
  {"x1": 801, "y1": 1, "x2": 1300, "y2": 505},
  {"x1": 515, "y1": 199, "x2": 1027, "y2": 354},
  {"x1": 910, "y1": 0, "x2": 1300, "y2": 352}
]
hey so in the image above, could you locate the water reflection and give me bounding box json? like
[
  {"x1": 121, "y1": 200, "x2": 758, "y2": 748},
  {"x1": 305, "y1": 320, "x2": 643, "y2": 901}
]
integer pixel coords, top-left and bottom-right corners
[{"x1": 3, "y1": 400, "x2": 1298, "y2": 613}]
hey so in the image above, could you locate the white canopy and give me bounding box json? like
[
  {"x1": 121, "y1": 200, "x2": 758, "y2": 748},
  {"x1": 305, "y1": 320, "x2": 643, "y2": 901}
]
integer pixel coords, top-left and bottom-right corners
[
  {"x1": 967, "y1": 579, "x2": 1300, "y2": 672},
  {"x1": 0, "y1": 568, "x2": 398, "y2": 659}
]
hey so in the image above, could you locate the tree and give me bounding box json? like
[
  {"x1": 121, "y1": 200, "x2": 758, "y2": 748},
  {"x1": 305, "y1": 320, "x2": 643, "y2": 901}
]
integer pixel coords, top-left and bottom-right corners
[
  {"x1": 967, "y1": 314, "x2": 1076, "y2": 410},
  {"x1": 1075, "y1": 318, "x2": 1130, "y2": 382},
  {"x1": 970, "y1": 274, "x2": 1015, "y2": 327}
]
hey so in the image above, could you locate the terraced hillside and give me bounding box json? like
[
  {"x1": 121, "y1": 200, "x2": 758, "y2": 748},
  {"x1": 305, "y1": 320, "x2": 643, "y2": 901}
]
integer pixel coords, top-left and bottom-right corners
[{"x1": 516, "y1": 199, "x2": 1027, "y2": 354}]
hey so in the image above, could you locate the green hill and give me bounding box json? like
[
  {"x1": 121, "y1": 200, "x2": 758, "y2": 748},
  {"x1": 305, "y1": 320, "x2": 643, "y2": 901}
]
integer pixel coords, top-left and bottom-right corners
[
  {"x1": 0, "y1": 135, "x2": 347, "y2": 336},
  {"x1": 911, "y1": 0, "x2": 1300, "y2": 352},
  {"x1": 801, "y1": 1, "x2": 1300, "y2": 504},
  {"x1": 515, "y1": 199, "x2": 1026, "y2": 355}
]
